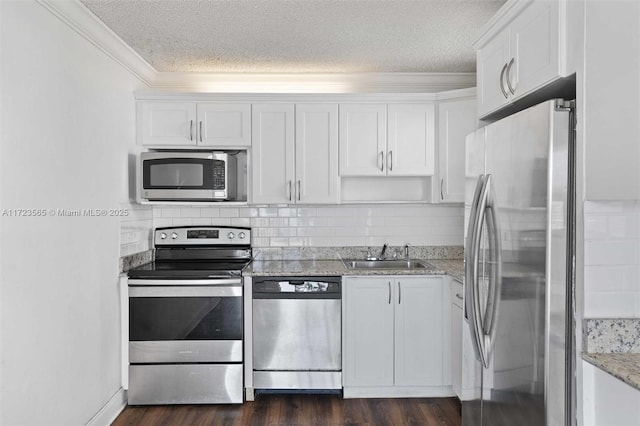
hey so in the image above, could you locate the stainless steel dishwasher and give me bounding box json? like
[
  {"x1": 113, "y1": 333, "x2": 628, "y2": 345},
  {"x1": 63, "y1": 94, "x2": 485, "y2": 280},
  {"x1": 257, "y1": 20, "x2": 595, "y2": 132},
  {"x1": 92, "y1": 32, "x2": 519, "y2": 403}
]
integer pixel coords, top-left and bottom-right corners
[{"x1": 252, "y1": 276, "x2": 342, "y2": 390}]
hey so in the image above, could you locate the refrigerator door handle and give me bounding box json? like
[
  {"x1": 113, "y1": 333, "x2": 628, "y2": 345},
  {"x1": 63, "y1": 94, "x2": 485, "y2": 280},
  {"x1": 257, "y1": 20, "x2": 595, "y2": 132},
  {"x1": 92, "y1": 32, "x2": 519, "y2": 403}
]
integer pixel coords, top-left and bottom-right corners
[
  {"x1": 465, "y1": 174, "x2": 488, "y2": 366},
  {"x1": 480, "y1": 175, "x2": 503, "y2": 362}
]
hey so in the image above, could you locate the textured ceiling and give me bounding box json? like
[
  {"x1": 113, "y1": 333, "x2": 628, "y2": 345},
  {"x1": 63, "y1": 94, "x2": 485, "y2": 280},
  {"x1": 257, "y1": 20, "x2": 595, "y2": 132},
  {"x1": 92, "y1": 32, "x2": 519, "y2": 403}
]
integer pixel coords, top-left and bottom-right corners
[{"x1": 80, "y1": 0, "x2": 505, "y2": 74}]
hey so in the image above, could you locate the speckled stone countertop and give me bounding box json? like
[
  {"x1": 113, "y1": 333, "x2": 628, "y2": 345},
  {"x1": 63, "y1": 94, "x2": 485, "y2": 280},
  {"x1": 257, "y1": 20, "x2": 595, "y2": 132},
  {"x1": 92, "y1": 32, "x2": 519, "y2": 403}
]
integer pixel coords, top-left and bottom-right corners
[
  {"x1": 582, "y1": 353, "x2": 640, "y2": 391},
  {"x1": 242, "y1": 257, "x2": 464, "y2": 279},
  {"x1": 582, "y1": 318, "x2": 640, "y2": 392}
]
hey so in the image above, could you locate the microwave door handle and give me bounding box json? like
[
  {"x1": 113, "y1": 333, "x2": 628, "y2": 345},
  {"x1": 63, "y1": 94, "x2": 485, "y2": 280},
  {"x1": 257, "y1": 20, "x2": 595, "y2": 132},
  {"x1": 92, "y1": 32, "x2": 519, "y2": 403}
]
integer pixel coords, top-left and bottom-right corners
[
  {"x1": 189, "y1": 120, "x2": 193, "y2": 141},
  {"x1": 199, "y1": 121, "x2": 203, "y2": 143}
]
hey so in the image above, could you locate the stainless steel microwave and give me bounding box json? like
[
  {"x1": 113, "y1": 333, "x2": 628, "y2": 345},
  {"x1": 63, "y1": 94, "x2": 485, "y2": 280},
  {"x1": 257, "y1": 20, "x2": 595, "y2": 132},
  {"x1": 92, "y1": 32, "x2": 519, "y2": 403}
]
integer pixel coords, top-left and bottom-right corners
[{"x1": 140, "y1": 151, "x2": 237, "y2": 201}]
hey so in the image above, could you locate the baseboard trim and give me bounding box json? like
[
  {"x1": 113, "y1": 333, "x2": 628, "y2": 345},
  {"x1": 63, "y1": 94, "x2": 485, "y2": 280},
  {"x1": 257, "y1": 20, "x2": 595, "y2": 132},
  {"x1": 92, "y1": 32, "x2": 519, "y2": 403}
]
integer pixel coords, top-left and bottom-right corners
[
  {"x1": 86, "y1": 388, "x2": 127, "y2": 426},
  {"x1": 343, "y1": 385, "x2": 455, "y2": 399}
]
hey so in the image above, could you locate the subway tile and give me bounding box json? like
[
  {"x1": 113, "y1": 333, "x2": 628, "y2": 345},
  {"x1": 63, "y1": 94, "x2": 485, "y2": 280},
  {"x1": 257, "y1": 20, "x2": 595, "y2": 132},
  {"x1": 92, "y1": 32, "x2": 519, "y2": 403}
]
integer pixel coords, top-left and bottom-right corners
[
  {"x1": 258, "y1": 207, "x2": 279, "y2": 217},
  {"x1": 219, "y1": 208, "x2": 239, "y2": 218},
  {"x1": 161, "y1": 208, "x2": 181, "y2": 218},
  {"x1": 270, "y1": 238, "x2": 290, "y2": 247},
  {"x1": 585, "y1": 240, "x2": 639, "y2": 266},
  {"x1": 251, "y1": 218, "x2": 270, "y2": 227},
  {"x1": 608, "y1": 214, "x2": 640, "y2": 240},
  {"x1": 269, "y1": 218, "x2": 289, "y2": 227},
  {"x1": 622, "y1": 266, "x2": 640, "y2": 291},
  {"x1": 239, "y1": 208, "x2": 259, "y2": 217},
  {"x1": 180, "y1": 207, "x2": 199, "y2": 217},
  {"x1": 191, "y1": 217, "x2": 213, "y2": 226},
  {"x1": 200, "y1": 208, "x2": 220, "y2": 217},
  {"x1": 278, "y1": 208, "x2": 297, "y2": 217},
  {"x1": 230, "y1": 218, "x2": 251, "y2": 227},
  {"x1": 297, "y1": 208, "x2": 317, "y2": 217},
  {"x1": 585, "y1": 292, "x2": 639, "y2": 318},
  {"x1": 585, "y1": 265, "x2": 625, "y2": 292}
]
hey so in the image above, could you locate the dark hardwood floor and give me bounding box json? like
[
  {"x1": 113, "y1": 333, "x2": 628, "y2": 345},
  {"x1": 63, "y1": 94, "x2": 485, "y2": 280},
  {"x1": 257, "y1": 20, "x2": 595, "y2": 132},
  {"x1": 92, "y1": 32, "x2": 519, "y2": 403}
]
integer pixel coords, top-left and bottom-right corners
[{"x1": 112, "y1": 394, "x2": 462, "y2": 426}]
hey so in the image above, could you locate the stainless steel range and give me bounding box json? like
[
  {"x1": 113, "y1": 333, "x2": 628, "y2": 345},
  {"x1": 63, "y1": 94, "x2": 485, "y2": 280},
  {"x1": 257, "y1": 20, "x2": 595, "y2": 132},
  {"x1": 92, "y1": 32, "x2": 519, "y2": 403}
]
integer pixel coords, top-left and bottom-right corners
[{"x1": 127, "y1": 226, "x2": 251, "y2": 405}]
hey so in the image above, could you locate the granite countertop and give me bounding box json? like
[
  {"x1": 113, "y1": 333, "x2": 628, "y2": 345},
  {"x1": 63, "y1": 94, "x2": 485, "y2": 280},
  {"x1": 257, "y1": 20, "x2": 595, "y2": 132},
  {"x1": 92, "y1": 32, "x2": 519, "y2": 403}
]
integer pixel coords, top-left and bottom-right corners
[
  {"x1": 582, "y1": 318, "x2": 640, "y2": 392},
  {"x1": 582, "y1": 353, "x2": 640, "y2": 391},
  {"x1": 242, "y1": 258, "x2": 463, "y2": 279}
]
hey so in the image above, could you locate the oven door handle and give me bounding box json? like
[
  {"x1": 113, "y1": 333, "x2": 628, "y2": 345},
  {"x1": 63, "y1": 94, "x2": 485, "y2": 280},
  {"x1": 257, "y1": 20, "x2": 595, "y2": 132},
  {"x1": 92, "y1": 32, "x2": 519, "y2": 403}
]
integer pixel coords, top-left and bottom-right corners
[
  {"x1": 129, "y1": 286, "x2": 242, "y2": 298},
  {"x1": 128, "y1": 278, "x2": 242, "y2": 286}
]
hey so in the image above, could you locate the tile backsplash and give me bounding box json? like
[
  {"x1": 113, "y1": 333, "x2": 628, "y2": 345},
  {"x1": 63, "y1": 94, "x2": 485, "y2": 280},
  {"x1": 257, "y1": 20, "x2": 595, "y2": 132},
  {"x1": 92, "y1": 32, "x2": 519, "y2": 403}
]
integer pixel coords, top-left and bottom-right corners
[
  {"x1": 152, "y1": 204, "x2": 464, "y2": 248},
  {"x1": 119, "y1": 203, "x2": 153, "y2": 257},
  {"x1": 584, "y1": 200, "x2": 640, "y2": 318}
]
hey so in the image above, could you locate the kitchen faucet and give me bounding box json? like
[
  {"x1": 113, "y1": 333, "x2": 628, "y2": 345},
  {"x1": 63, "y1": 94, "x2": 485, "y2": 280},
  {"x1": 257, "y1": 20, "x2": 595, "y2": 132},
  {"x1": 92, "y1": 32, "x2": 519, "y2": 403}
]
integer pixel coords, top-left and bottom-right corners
[{"x1": 378, "y1": 243, "x2": 388, "y2": 260}]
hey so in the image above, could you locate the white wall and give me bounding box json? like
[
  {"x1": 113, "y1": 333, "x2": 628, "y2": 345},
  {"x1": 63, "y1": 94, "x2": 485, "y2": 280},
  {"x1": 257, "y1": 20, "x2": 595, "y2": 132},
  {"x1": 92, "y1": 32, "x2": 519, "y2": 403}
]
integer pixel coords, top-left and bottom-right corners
[
  {"x1": 153, "y1": 204, "x2": 464, "y2": 248},
  {"x1": 0, "y1": 2, "x2": 144, "y2": 424},
  {"x1": 584, "y1": 201, "x2": 640, "y2": 318}
]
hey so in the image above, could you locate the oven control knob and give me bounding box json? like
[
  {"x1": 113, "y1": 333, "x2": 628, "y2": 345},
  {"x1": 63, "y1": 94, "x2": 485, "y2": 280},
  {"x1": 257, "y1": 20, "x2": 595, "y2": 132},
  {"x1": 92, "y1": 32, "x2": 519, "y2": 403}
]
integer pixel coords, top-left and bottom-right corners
[
  {"x1": 238, "y1": 232, "x2": 246, "y2": 239},
  {"x1": 171, "y1": 232, "x2": 178, "y2": 239},
  {"x1": 227, "y1": 232, "x2": 235, "y2": 240},
  {"x1": 160, "y1": 232, "x2": 167, "y2": 240}
]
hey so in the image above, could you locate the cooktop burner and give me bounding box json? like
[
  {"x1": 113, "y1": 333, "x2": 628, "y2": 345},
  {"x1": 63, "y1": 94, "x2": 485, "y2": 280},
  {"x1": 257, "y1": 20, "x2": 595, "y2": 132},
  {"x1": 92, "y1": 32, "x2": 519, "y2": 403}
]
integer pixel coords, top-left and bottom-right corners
[{"x1": 127, "y1": 226, "x2": 252, "y2": 280}]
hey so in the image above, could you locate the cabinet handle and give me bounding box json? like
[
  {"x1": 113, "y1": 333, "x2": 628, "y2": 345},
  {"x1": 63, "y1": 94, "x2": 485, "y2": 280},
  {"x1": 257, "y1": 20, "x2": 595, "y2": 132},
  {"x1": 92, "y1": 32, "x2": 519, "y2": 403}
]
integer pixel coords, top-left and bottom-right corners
[
  {"x1": 456, "y1": 294, "x2": 463, "y2": 300},
  {"x1": 388, "y1": 282, "x2": 391, "y2": 304},
  {"x1": 388, "y1": 151, "x2": 393, "y2": 172},
  {"x1": 440, "y1": 178, "x2": 444, "y2": 200},
  {"x1": 288, "y1": 180, "x2": 292, "y2": 202},
  {"x1": 499, "y1": 63, "x2": 509, "y2": 99},
  {"x1": 379, "y1": 151, "x2": 384, "y2": 172},
  {"x1": 189, "y1": 120, "x2": 193, "y2": 141},
  {"x1": 506, "y1": 57, "x2": 516, "y2": 95},
  {"x1": 297, "y1": 180, "x2": 301, "y2": 201},
  {"x1": 398, "y1": 282, "x2": 401, "y2": 304},
  {"x1": 199, "y1": 121, "x2": 203, "y2": 142}
]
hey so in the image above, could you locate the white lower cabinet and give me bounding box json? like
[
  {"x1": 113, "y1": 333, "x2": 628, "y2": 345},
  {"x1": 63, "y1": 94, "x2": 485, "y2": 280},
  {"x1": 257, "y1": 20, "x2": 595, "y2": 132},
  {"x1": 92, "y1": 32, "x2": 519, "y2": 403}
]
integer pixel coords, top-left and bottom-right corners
[{"x1": 343, "y1": 275, "x2": 452, "y2": 398}]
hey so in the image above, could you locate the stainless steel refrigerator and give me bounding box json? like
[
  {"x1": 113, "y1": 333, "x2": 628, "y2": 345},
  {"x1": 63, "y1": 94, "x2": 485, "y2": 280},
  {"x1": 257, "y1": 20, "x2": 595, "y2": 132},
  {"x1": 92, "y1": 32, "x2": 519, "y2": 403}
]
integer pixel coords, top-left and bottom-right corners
[{"x1": 462, "y1": 99, "x2": 575, "y2": 426}]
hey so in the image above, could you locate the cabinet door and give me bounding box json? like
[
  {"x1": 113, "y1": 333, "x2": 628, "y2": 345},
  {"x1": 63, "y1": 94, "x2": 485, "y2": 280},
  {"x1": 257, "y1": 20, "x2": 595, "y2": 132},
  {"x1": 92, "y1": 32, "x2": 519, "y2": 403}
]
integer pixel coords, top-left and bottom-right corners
[
  {"x1": 509, "y1": 1, "x2": 559, "y2": 98},
  {"x1": 295, "y1": 104, "x2": 339, "y2": 204},
  {"x1": 339, "y1": 104, "x2": 387, "y2": 176},
  {"x1": 344, "y1": 277, "x2": 395, "y2": 387},
  {"x1": 451, "y1": 283, "x2": 463, "y2": 398},
  {"x1": 197, "y1": 104, "x2": 251, "y2": 147},
  {"x1": 394, "y1": 277, "x2": 446, "y2": 386},
  {"x1": 438, "y1": 99, "x2": 476, "y2": 203},
  {"x1": 138, "y1": 102, "x2": 196, "y2": 146},
  {"x1": 476, "y1": 30, "x2": 511, "y2": 117},
  {"x1": 387, "y1": 104, "x2": 435, "y2": 176},
  {"x1": 251, "y1": 104, "x2": 295, "y2": 204}
]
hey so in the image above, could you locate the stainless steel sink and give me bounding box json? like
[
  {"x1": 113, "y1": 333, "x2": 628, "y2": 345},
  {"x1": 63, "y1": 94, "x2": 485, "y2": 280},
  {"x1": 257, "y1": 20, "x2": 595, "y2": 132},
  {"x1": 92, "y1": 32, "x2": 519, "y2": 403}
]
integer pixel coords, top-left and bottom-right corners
[{"x1": 342, "y1": 259, "x2": 434, "y2": 270}]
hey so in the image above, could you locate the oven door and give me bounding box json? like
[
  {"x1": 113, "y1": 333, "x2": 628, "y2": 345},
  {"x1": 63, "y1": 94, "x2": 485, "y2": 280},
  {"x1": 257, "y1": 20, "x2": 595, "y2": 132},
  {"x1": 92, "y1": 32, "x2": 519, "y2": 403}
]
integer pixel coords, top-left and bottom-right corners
[
  {"x1": 128, "y1": 284, "x2": 242, "y2": 363},
  {"x1": 140, "y1": 152, "x2": 228, "y2": 200}
]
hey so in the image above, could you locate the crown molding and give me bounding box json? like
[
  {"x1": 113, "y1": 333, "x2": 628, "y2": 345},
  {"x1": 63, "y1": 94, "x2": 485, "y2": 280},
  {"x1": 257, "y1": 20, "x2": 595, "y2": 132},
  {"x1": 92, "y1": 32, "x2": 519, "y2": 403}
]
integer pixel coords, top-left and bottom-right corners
[{"x1": 37, "y1": 0, "x2": 156, "y2": 86}]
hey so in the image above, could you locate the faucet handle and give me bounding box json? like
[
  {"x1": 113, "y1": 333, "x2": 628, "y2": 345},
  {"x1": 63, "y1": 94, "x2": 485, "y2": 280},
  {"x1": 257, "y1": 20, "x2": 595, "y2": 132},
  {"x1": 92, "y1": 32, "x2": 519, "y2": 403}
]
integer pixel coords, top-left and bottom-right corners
[
  {"x1": 404, "y1": 243, "x2": 410, "y2": 259},
  {"x1": 365, "y1": 247, "x2": 374, "y2": 260}
]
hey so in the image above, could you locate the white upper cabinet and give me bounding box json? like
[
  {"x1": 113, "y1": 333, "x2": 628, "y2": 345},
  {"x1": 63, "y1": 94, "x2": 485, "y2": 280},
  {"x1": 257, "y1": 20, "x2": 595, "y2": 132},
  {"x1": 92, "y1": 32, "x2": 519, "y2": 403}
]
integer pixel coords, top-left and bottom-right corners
[
  {"x1": 138, "y1": 102, "x2": 251, "y2": 147},
  {"x1": 477, "y1": 30, "x2": 511, "y2": 118},
  {"x1": 387, "y1": 104, "x2": 436, "y2": 176},
  {"x1": 339, "y1": 103, "x2": 435, "y2": 177},
  {"x1": 295, "y1": 104, "x2": 339, "y2": 204},
  {"x1": 437, "y1": 95, "x2": 476, "y2": 203},
  {"x1": 138, "y1": 102, "x2": 196, "y2": 146},
  {"x1": 252, "y1": 103, "x2": 339, "y2": 205},
  {"x1": 251, "y1": 104, "x2": 295, "y2": 204},
  {"x1": 475, "y1": 0, "x2": 567, "y2": 118},
  {"x1": 339, "y1": 104, "x2": 387, "y2": 176},
  {"x1": 197, "y1": 104, "x2": 251, "y2": 147}
]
